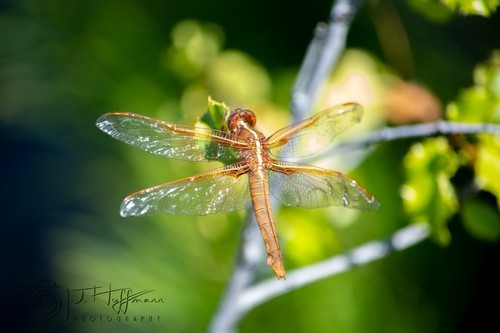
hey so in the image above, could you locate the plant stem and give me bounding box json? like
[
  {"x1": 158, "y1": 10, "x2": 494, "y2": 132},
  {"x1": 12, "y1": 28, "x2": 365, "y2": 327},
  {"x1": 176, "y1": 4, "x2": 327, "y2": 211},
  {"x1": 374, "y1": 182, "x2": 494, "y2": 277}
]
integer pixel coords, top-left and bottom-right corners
[{"x1": 291, "y1": 0, "x2": 364, "y2": 121}]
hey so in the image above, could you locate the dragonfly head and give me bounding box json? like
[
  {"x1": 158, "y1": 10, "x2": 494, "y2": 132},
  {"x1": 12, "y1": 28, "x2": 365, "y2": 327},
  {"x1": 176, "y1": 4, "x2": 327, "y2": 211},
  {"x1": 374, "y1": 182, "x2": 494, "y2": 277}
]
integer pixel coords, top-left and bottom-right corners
[{"x1": 227, "y1": 109, "x2": 256, "y2": 131}]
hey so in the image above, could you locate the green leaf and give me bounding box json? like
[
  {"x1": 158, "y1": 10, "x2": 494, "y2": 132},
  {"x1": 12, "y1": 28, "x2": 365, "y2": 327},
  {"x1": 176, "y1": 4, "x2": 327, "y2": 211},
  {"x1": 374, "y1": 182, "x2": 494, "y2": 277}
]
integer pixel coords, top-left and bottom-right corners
[
  {"x1": 441, "y1": 0, "x2": 499, "y2": 16},
  {"x1": 446, "y1": 50, "x2": 500, "y2": 123},
  {"x1": 195, "y1": 97, "x2": 239, "y2": 164},
  {"x1": 446, "y1": 51, "x2": 500, "y2": 204},
  {"x1": 196, "y1": 96, "x2": 230, "y2": 130},
  {"x1": 476, "y1": 135, "x2": 500, "y2": 205},
  {"x1": 401, "y1": 138, "x2": 460, "y2": 245},
  {"x1": 461, "y1": 199, "x2": 500, "y2": 242},
  {"x1": 473, "y1": 50, "x2": 500, "y2": 97},
  {"x1": 446, "y1": 87, "x2": 496, "y2": 123},
  {"x1": 408, "y1": 0, "x2": 499, "y2": 19}
]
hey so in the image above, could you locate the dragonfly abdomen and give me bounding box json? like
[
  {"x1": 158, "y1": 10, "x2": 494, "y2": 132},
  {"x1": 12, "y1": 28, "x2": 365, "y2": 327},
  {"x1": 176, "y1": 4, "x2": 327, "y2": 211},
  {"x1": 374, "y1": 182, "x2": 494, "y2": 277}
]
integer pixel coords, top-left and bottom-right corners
[{"x1": 249, "y1": 168, "x2": 286, "y2": 279}]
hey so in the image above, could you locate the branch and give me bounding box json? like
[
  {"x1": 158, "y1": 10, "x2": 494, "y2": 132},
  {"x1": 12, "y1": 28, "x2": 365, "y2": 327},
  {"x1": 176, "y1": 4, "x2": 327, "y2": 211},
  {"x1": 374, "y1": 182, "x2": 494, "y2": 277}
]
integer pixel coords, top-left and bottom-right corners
[
  {"x1": 307, "y1": 120, "x2": 500, "y2": 161},
  {"x1": 290, "y1": 0, "x2": 364, "y2": 121},
  {"x1": 237, "y1": 223, "x2": 429, "y2": 314}
]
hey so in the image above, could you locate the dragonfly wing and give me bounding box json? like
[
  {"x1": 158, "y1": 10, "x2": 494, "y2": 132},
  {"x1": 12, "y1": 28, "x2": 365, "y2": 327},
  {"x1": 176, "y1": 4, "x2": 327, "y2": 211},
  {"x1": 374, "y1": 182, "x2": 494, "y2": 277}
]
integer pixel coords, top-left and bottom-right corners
[
  {"x1": 267, "y1": 103, "x2": 363, "y2": 158},
  {"x1": 96, "y1": 112, "x2": 243, "y2": 162},
  {"x1": 121, "y1": 163, "x2": 251, "y2": 216},
  {"x1": 268, "y1": 161, "x2": 380, "y2": 210}
]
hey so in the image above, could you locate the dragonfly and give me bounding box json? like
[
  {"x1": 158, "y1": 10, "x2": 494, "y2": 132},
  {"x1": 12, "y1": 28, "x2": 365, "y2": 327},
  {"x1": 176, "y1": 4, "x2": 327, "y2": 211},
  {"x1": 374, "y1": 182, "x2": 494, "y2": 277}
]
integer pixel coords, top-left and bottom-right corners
[{"x1": 96, "y1": 103, "x2": 380, "y2": 279}]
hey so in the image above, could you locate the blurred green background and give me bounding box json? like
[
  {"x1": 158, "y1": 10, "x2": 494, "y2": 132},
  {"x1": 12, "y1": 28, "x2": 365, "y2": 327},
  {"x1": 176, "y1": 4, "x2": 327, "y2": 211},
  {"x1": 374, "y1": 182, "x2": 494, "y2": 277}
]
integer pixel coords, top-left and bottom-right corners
[{"x1": 1, "y1": 0, "x2": 499, "y2": 332}]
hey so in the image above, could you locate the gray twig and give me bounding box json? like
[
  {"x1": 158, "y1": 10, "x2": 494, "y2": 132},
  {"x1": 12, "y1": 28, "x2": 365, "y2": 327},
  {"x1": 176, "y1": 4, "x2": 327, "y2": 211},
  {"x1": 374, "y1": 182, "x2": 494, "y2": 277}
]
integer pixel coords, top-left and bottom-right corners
[
  {"x1": 237, "y1": 223, "x2": 430, "y2": 314},
  {"x1": 210, "y1": 222, "x2": 430, "y2": 331},
  {"x1": 307, "y1": 120, "x2": 500, "y2": 162},
  {"x1": 290, "y1": 0, "x2": 363, "y2": 121}
]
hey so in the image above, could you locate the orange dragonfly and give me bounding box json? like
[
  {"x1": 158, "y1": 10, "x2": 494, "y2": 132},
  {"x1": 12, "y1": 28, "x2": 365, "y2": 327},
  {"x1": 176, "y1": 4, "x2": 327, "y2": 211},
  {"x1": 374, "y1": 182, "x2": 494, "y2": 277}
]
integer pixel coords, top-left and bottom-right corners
[{"x1": 96, "y1": 103, "x2": 380, "y2": 279}]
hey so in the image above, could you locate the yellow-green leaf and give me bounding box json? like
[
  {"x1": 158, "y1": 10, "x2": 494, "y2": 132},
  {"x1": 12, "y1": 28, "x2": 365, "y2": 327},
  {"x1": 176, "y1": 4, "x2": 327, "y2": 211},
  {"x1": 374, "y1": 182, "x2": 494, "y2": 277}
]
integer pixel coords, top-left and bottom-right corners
[
  {"x1": 401, "y1": 138, "x2": 459, "y2": 245},
  {"x1": 196, "y1": 96, "x2": 230, "y2": 130},
  {"x1": 441, "y1": 0, "x2": 500, "y2": 16},
  {"x1": 476, "y1": 135, "x2": 500, "y2": 204},
  {"x1": 445, "y1": 52, "x2": 500, "y2": 204}
]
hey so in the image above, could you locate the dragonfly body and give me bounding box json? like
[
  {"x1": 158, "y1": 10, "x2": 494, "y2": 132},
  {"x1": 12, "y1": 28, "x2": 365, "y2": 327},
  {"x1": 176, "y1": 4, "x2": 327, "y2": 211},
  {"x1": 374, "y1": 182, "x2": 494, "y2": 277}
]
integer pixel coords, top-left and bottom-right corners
[
  {"x1": 228, "y1": 110, "x2": 285, "y2": 278},
  {"x1": 97, "y1": 103, "x2": 380, "y2": 279}
]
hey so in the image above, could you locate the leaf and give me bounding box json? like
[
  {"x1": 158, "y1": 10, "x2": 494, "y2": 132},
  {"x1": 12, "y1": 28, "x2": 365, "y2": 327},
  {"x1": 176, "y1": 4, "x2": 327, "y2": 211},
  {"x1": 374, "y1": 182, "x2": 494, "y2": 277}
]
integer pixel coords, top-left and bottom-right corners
[
  {"x1": 461, "y1": 199, "x2": 500, "y2": 242},
  {"x1": 195, "y1": 97, "x2": 239, "y2": 164},
  {"x1": 446, "y1": 50, "x2": 500, "y2": 123},
  {"x1": 401, "y1": 138, "x2": 460, "y2": 245},
  {"x1": 442, "y1": 0, "x2": 500, "y2": 16},
  {"x1": 446, "y1": 51, "x2": 500, "y2": 204},
  {"x1": 196, "y1": 96, "x2": 231, "y2": 130},
  {"x1": 476, "y1": 135, "x2": 500, "y2": 205},
  {"x1": 473, "y1": 50, "x2": 500, "y2": 96},
  {"x1": 408, "y1": 0, "x2": 499, "y2": 19}
]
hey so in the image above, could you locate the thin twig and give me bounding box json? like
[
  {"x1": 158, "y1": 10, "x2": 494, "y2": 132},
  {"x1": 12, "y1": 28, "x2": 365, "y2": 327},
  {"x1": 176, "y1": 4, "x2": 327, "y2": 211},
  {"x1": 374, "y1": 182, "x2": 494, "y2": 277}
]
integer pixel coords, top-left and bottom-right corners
[
  {"x1": 237, "y1": 223, "x2": 430, "y2": 314},
  {"x1": 290, "y1": 0, "x2": 364, "y2": 121},
  {"x1": 307, "y1": 120, "x2": 500, "y2": 161}
]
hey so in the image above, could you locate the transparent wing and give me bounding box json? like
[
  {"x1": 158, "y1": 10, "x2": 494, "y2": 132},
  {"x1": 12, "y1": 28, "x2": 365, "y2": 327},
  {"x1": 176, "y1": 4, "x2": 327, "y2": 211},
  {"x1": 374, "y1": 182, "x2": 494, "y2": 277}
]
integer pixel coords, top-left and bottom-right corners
[
  {"x1": 121, "y1": 163, "x2": 251, "y2": 216},
  {"x1": 267, "y1": 103, "x2": 363, "y2": 158},
  {"x1": 268, "y1": 161, "x2": 380, "y2": 210},
  {"x1": 96, "y1": 112, "x2": 245, "y2": 162}
]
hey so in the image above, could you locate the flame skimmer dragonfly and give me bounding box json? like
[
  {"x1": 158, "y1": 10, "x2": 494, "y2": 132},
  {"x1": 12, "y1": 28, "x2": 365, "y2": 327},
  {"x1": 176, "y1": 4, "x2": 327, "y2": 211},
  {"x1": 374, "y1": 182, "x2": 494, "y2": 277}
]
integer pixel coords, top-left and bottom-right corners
[{"x1": 96, "y1": 103, "x2": 380, "y2": 279}]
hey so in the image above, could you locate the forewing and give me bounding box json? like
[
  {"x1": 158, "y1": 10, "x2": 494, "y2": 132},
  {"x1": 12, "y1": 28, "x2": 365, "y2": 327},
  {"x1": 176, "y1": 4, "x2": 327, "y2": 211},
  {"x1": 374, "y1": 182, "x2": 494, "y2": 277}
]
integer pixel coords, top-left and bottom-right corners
[
  {"x1": 268, "y1": 161, "x2": 380, "y2": 210},
  {"x1": 267, "y1": 103, "x2": 363, "y2": 158},
  {"x1": 120, "y1": 163, "x2": 251, "y2": 216},
  {"x1": 96, "y1": 112, "x2": 243, "y2": 162}
]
